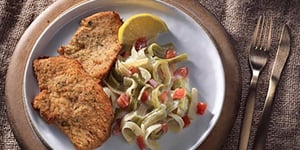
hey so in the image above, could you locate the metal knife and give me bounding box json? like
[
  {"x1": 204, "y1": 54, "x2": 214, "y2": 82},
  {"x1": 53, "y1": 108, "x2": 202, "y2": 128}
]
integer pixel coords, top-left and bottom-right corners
[{"x1": 253, "y1": 24, "x2": 291, "y2": 150}]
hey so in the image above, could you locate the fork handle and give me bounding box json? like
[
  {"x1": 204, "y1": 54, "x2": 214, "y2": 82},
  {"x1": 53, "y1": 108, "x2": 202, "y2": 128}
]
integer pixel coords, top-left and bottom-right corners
[
  {"x1": 253, "y1": 79, "x2": 277, "y2": 150},
  {"x1": 239, "y1": 73, "x2": 259, "y2": 150}
]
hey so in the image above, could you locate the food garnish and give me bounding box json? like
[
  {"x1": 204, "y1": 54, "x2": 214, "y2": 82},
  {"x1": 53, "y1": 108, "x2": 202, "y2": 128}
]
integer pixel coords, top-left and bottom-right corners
[{"x1": 118, "y1": 13, "x2": 169, "y2": 46}]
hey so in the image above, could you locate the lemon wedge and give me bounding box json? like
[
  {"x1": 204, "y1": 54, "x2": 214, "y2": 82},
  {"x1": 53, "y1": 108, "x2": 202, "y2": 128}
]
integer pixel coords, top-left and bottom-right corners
[{"x1": 118, "y1": 13, "x2": 169, "y2": 46}]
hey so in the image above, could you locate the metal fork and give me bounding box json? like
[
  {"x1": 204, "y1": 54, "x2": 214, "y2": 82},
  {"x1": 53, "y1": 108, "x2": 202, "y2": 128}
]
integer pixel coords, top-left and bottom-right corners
[{"x1": 239, "y1": 16, "x2": 273, "y2": 150}]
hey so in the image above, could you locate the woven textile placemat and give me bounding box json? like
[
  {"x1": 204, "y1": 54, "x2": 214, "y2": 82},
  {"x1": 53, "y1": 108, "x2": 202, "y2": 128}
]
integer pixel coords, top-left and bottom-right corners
[{"x1": 0, "y1": 0, "x2": 299, "y2": 149}]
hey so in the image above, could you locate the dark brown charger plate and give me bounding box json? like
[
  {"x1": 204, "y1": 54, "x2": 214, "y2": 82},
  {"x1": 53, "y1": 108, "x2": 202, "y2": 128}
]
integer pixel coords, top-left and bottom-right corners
[{"x1": 5, "y1": 0, "x2": 241, "y2": 149}]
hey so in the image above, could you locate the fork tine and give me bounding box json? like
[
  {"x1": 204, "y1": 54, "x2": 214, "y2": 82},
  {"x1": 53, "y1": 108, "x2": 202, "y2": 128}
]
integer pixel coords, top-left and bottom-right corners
[
  {"x1": 266, "y1": 18, "x2": 273, "y2": 51},
  {"x1": 258, "y1": 16, "x2": 265, "y2": 50},
  {"x1": 252, "y1": 16, "x2": 262, "y2": 48},
  {"x1": 261, "y1": 16, "x2": 268, "y2": 50},
  {"x1": 254, "y1": 16, "x2": 272, "y2": 51},
  {"x1": 261, "y1": 17, "x2": 272, "y2": 51}
]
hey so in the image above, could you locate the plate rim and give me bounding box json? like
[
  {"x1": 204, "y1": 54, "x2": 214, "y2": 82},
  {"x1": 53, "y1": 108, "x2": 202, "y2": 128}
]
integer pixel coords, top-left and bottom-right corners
[{"x1": 5, "y1": 0, "x2": 241, "y2": 149}]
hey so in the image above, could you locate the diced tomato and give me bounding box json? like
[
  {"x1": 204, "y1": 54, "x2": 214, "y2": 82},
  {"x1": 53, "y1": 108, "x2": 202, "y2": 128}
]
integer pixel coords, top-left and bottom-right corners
[
  {"x1": 161, "y1": 123, "x2": 168, "y2": 133},
  {"x1": 196, "y1": 102, "x2": 207, "y2": 115},
  {"x1": 117, "y1": 93, "x2": 130, "y2": 108},
  {"x1": 112, "y1": 119, "x2": 122, "y2": 135},
  {"x1": 159, "y1": 90, "x2": 168, "y2": 103},
  {"x1": 136, "y1": 135, "x2": 146, "y2": 150},
  {"x1": 182, "y1": 115, "x2": 191, "y2": 128},
  {"x1": 128, "y1": 66, "x2": 138, "y2": 74},
  {"x1": 165, "y1": 49, "x2": 176, "y2": 58},
  {"x1": 174, "y1": 66, "x2": 189, "y2": 78},
  {"x1": 140, "y1": 91, "x2": 149, "y2": 102},
  {"x1": 147, "y1": 79, "x2": 158, "y2": 88},
  {"x1": 135, "y1": 37, "x2": 148, "y2": 50},
  {"x1": 173, "y1": 88, "x2": 186, "y2": 100}
]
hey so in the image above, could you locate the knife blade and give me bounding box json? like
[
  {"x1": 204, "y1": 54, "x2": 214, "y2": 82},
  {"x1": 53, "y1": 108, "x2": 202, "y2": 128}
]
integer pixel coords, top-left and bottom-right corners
[{"x1": 253, "y1": 24, "x2": 291, "y2": 150}]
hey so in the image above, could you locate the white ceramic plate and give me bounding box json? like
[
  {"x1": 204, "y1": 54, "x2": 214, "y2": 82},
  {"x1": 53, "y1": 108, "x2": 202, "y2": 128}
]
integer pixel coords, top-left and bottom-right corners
[{"x1": 23, "y1": 0, "x2": 225, "y2": 149}]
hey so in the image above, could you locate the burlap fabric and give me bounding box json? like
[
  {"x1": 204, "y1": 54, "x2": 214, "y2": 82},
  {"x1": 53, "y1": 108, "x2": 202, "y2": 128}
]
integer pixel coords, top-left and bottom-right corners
[{"x1": 0, "y1": 0, "x2": 299, "y2": 149}]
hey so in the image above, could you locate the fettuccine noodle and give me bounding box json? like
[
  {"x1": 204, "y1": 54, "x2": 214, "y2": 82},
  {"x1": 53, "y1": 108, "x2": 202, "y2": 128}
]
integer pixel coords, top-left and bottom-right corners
[{"x1": 103, "y1": 42, "x2": 206, "y2": 150}]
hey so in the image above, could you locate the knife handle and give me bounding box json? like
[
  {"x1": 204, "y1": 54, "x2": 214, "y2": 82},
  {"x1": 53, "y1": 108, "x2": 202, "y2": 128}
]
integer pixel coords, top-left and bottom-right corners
[{"x1": 253, "y1": 79, "x2": 277, "y2": 150}]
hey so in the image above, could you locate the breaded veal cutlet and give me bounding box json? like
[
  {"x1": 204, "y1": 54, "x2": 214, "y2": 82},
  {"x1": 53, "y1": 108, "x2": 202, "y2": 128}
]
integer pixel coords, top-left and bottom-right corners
[
  {"x1": 32, "y1": 56, "x2": 114, "y2": 150},
  {"x1": 58, "y1": 11, "x2": 123, "y2": 81}
]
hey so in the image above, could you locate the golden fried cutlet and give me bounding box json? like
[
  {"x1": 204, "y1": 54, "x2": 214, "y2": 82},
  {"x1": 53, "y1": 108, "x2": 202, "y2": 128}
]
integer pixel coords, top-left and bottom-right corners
[
  {"x1": 58, "y1": 11, "x2": 123, "y2": 81},
  {"x1": 32, "y1": 56, "x2": 114, "y2": 150}
]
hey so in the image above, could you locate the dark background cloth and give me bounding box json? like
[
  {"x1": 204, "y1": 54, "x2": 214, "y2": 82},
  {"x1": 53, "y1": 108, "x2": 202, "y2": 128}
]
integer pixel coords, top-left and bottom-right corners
[{"x1": 0, "y1": 0, "x2": 299, "y2": 149}]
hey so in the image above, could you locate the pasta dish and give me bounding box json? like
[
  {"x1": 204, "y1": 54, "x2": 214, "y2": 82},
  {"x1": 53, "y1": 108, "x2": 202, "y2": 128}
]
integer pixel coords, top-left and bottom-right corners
[{"x1": 103, "y1": 38, "x2": 207, "y2": 150}]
